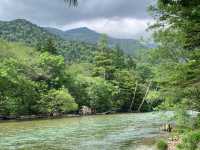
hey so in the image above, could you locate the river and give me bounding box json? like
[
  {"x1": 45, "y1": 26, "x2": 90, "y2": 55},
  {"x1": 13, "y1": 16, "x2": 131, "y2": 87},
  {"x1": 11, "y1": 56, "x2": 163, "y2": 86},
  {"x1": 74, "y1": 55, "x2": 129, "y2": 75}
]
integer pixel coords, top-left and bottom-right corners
[{"x1": 0, "y1": 112, "x2": 172, "y2": 150}]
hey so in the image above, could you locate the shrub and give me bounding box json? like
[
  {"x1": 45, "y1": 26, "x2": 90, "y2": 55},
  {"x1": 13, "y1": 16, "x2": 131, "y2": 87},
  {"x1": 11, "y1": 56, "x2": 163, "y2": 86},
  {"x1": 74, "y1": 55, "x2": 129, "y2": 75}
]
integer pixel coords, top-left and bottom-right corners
[
  {"x1": 177, "y1": 130, "x2": 200, "y2": 150},
  {"x1": 40, "y1": 88, "x2": 78, "y2": 114},
  {"x1": 193, "y1": 114, "x2": 200, "y2": 129},
  {"x1": 156, "y1": 139, "x2": 168, "y2": 150}
]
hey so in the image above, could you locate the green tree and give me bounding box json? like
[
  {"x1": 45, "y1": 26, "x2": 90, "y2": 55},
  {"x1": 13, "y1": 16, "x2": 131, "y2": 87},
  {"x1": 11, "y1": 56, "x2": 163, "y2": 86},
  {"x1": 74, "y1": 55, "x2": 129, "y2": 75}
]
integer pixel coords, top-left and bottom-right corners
[
  {"x1": 44, "y1": 38, "x2": 58, "y2": 55},
  {"x1": 0, "y1": 59, "x2": 40, "y2": 116},
  {"x1": 147, "y1": 0, "x2": 200, "y2": 111},
  {"x1": 39, "y1": 88, "x2": 78, "y2": 115},
  {"x1": 149, "y1": 0, "x2": 200, "y2": 49},
  {"x1": 93, "y1": 51, "x2": 116, "y2": 80},
  {"x1": 98, "y1": 34, "x2": 109, "y2": 52},
  {"x1": 87, "y1": 77, "x2": 116, "y2": 113},
  {"x1": 113, "y1": 70, "x2": 145, "y2": 112},
  {"x1": 67, "y1": 74, "x2": 92, "y2": 107},
  {"x1": 38, "y1": 52, "x2": 65, "y2": 88}
]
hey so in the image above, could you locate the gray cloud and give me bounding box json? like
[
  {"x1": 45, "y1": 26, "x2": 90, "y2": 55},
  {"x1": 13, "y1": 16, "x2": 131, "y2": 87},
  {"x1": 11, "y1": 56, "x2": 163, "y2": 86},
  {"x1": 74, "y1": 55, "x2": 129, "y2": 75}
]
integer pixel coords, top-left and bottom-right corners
[{"x1": 0, "y1": 0, "x2": 154, "y2": 38}]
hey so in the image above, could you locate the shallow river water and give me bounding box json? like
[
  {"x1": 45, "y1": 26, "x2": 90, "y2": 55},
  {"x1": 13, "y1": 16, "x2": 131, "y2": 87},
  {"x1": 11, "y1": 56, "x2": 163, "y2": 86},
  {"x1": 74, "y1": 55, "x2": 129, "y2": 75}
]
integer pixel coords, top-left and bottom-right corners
[{"x1": 0, "y1": 112, "x2": 172, "y2": 150}]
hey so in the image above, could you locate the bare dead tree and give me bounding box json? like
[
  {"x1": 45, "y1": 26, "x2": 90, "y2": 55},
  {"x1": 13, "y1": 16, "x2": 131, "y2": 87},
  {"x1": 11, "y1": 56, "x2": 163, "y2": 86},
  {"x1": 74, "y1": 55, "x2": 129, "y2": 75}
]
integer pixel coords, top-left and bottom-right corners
[
  {"x1": 138, "y1": 81, "x2": 151, "y2": 112},
  {"x1": 129, "y1": 81, "x2": 138, "y2": 112}
]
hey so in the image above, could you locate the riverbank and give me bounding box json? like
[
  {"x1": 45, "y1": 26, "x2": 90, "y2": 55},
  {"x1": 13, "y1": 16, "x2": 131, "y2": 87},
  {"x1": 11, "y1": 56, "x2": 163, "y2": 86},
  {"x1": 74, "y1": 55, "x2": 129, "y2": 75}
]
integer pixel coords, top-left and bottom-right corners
[
  {"x1": 0, "y1": 114, "x2": 81, "y2": 122},
  {"x1": 0, "y1": 111, "x2": 154, "y2": 122},
  {"x1": 167, "y1": 136, "x2": 180, "y2": 150},
  {"x1": 168, "y1": 139, "x2": 180, "y2": 150}
]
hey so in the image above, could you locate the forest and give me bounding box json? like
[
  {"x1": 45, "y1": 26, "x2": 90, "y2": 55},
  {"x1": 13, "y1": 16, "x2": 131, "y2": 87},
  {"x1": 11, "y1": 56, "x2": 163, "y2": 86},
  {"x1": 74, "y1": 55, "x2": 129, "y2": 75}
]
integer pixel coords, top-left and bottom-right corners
[
  {"x1": 0, "y1": 30, "x2": 155, "y2": 116},
  {"x1": 0, "y1": 0, "x2": 200, "y2": 149}
]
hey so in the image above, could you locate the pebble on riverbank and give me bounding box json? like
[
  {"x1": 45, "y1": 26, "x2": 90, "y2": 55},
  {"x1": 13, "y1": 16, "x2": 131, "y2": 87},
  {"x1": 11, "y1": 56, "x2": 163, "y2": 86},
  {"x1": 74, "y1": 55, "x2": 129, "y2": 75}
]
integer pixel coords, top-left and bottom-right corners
[{"x1": 167, "y1": 137, "x2": 180, "y2": 150}]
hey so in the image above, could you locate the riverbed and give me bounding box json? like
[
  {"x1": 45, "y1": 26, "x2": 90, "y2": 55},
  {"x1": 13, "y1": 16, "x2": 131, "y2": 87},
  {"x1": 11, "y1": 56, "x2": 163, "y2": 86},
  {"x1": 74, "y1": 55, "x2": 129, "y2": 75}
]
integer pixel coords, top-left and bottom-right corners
[{"x1": 0, "y1": 112, "x2": 172, "y2": 150}]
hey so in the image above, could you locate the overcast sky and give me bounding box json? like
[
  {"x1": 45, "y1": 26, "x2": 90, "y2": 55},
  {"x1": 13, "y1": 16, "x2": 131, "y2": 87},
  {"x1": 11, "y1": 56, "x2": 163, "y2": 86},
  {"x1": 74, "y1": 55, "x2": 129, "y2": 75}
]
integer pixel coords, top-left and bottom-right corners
[{"x1": 0, "y1": 0, "x2": 155, "y2": 39}]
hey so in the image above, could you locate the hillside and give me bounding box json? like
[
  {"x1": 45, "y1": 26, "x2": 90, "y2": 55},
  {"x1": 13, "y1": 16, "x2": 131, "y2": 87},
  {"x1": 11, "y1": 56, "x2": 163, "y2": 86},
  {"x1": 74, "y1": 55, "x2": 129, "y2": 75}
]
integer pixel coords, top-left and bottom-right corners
[
  {"x1": 45, "y1": 27, "x2": 146, "y2": 55},
  {"x1": 0, "y1": 19, "x2": 147, "y2": 55},
  {"x1": 0, "y1": 19, "x2": 98, "y2": 62},
  {"x1": 0, "y1": 19, "x2": 62, "y2": 47}
]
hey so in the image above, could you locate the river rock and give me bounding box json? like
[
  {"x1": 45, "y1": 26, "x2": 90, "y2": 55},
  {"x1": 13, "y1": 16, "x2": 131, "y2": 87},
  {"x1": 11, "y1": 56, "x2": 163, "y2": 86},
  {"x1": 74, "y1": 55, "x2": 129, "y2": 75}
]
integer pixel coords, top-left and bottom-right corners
[{"x1": 79, "y1": 106, "x2": 92, "y2": 115}]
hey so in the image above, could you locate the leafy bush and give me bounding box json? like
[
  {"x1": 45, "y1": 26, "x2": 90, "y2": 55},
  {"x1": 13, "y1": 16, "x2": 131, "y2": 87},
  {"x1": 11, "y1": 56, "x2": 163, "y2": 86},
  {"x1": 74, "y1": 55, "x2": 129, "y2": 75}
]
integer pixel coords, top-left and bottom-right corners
[
  {"x1": 177, "y1": 130, "x2": 200, "y2": 150},
  {"x1": 40, "y1": 88, "x2": 78, "y2": 115},
  {"x1": 156, "y1": 139, "x2": 168, "y2": 150},
  {"x1": 193, "y1": 114, "x2": 200, "y2": 129}
]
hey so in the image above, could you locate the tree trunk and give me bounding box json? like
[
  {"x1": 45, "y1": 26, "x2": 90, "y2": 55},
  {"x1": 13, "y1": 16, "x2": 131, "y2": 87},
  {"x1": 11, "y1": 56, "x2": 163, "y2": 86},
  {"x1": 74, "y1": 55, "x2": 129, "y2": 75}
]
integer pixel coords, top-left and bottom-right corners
[
  {"x1": 129, "y1": 81, "x2": 138, "y2": 112},
  {"x1": 137, "y1": 81, "x2": 151, "y2": 112}
]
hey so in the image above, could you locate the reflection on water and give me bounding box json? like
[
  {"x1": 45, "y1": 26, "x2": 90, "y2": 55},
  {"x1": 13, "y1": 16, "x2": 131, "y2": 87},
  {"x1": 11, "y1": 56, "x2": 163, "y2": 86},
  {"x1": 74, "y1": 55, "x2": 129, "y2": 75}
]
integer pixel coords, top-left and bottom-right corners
[{"x1": 0, "y1": 112, "x2": 172, "y2": 150}]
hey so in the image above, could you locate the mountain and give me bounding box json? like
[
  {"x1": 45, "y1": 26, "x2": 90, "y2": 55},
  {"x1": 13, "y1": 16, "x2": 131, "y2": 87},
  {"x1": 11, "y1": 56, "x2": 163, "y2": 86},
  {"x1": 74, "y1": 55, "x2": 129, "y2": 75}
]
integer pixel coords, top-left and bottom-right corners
[
  {"x1": 0, "y1": 19, "x2": 147, "y2": 55},
  {"x1": 0, "y1": 19, "x2": 100, "y2": 62},
  {"x1": 45, "y1": 27, "x2": 146, "y2": 55}
]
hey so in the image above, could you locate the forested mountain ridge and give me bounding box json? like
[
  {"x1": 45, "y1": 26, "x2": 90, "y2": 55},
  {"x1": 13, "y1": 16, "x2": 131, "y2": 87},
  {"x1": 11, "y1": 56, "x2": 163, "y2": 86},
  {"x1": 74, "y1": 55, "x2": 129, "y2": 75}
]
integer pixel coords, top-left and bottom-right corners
[
  {"x1": 45, "y1": 26, "x2": 146, "y2": 54},
  {"x1": 0, "y1": 19, "x2": 62, "y2": 46},
  {"x1": 0, "y1": 19, "x2": 102, "y2": 63},
  {"x1": 0, "y1": 19, "x2": 146, "y2": 55}
]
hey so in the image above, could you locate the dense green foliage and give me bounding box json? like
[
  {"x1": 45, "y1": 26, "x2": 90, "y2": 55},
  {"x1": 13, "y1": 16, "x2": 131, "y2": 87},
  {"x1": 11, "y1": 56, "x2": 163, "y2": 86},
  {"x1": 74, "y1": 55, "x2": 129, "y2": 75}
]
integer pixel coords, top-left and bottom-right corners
[
  {"x1": 177, "y1": 130, "x2": 200, "y2": 150},
  {"x1": 66, "y1": 0, "x2": 200, "y2": 114},
  {"x1": 145, "y1": 0, "x2": 200, "y2": 112},
  {"x1": 147, "y1": 0, "x2": 200, "y2": 149},
  {"x1": 0, "y1": 19, "x2": 59, "y2": 46},
  {"x1": 39, "y1": 88, "x2": 78, "y2": 115},
  {"x1": 0, "y1": 30, "x2": 153, "y2": 117},
  {"x1": 0, "y1": 40, "x2": 78, "y2": 116}
]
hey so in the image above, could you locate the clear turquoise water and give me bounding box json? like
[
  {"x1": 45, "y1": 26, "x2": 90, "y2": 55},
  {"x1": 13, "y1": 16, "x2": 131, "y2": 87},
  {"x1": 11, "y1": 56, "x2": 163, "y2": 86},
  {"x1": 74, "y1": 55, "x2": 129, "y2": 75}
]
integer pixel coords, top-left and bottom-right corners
[{"x1": 0, "y1": 112, "x2": 170, "y2": 150}]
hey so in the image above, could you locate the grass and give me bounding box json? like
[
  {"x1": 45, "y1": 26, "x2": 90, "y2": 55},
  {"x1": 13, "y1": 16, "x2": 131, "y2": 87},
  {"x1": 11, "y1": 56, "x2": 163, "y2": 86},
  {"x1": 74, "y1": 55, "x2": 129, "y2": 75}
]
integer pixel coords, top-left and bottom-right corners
[{"x1": 156, "y1": 139, "x2": 168, "y2": 150}]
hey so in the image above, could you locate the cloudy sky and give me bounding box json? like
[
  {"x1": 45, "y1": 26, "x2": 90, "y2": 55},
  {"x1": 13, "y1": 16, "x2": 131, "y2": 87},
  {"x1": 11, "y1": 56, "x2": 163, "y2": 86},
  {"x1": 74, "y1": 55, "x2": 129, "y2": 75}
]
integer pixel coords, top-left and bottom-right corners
[{"x1": 0, "y1": 0, "x2": 155, "y2": 39}]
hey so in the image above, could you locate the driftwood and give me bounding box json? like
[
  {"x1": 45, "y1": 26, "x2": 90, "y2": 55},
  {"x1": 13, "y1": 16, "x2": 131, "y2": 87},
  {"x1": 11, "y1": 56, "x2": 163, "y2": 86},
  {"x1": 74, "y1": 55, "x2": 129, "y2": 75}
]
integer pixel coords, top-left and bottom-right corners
[
  {"x1": 161, "y1": 124, "x2": 173, "y2": 132},
  {"x1": 97, "y1": 111, "x2": 116, "y2": 115}
]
